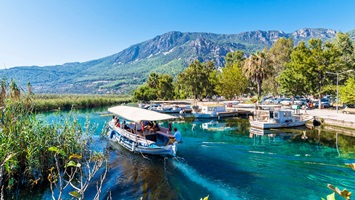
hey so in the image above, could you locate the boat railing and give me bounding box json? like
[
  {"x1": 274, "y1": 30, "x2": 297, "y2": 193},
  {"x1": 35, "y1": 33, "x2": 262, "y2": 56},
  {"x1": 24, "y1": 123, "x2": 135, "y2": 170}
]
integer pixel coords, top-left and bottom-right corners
[
  {"x1": 254, "y1": 110, "x2": 270, "y2": 122},
  {"x1": 257, "y1": 105, "x2": 281, "y2": 111},
  {"x1": 109, "y1": 122, "x2": 156, "y2": 144}
]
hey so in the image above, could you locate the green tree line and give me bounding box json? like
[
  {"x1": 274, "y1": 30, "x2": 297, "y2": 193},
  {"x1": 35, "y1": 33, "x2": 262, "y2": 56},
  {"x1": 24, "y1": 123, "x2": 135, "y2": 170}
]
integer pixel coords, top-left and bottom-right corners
[{"x1": 134, "y1": 32, "x2": 355, "y2": 106}]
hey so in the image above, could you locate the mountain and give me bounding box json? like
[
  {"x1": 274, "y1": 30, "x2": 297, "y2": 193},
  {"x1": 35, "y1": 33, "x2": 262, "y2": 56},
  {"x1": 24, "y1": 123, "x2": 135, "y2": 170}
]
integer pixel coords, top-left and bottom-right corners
[{"x1": 0, "y1": 28, "x2": 341, "y2": 94}]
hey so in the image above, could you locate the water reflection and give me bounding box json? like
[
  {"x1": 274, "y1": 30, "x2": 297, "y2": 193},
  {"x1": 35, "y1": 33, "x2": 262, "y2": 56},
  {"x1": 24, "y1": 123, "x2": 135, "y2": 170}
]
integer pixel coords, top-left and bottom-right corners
[{"x1": 248, "y1": 126, "x2": 355, "y2": 158}]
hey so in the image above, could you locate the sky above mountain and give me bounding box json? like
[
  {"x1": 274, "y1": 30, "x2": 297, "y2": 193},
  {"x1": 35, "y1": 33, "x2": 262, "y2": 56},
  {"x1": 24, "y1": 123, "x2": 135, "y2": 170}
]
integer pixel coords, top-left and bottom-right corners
[{"x1": 0, "y1": 0, "x2": 354, "y2": 69}]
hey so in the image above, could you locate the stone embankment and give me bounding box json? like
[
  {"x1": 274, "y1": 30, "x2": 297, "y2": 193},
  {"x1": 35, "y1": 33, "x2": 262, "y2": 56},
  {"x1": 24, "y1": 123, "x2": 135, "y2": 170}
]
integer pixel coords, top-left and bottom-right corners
[{"x1": 305, "y1": 109, "x2": 355, "y2": 130}]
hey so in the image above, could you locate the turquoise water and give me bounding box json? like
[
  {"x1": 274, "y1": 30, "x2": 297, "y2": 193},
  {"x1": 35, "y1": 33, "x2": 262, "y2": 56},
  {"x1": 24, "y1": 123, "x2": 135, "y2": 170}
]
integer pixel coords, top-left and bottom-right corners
[{"x1": 38, "y1": 108, "x2": 355, "y2": 200}]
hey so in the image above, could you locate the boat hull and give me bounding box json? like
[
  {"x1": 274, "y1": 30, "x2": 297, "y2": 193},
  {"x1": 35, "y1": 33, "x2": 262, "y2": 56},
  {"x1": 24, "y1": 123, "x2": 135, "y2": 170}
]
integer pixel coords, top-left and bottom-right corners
[
  {"x1": 108, "y1": 126, "x2": 177, "y2": 157},
  {"x1": 250, "y1": 120, "x2": 307, "y2": 129},
  {"x1": 250, "y1": 115, "x2": 313, "y2": 129}
]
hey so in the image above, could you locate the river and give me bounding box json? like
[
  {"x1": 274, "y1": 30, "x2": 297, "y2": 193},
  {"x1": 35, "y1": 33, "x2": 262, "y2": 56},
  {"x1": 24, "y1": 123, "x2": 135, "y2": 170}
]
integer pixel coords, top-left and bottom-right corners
[{"x1": 37, "y1": 107, "x2": 355, "y2": 200}]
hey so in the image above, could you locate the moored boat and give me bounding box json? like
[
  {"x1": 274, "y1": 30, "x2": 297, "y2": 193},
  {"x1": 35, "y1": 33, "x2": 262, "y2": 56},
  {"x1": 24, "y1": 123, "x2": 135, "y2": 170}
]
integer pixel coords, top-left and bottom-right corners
[
  {"x1": 154, "y1": 105, "x2": 182, "y2": 113},
  {"x1": 107, "y1": 106, "x2": 179, "y2": 156},
  {"x1": 192, "y1": 104, "x2": 238, "y2": 119},
  {"x1": 250, "y1": 106, "x2": 313, "y2": 129}
]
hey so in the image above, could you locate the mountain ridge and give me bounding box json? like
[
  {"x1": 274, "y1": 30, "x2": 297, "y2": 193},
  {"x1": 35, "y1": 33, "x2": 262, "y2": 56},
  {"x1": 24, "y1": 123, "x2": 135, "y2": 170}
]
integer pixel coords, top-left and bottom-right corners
[{"x1": 1, "y1": 28, "x2": 347, "y2": 94}]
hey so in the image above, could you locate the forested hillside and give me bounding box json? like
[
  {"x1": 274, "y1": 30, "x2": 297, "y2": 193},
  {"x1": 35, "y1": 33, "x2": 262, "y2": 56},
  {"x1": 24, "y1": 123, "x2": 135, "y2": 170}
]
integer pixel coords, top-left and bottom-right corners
[{"x1": 0, "y1": 28, "x2": 343, "y2": 94}]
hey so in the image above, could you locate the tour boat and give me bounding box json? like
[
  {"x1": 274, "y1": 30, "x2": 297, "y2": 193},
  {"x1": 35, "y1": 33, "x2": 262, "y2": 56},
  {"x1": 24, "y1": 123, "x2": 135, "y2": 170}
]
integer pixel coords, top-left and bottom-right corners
[
  {"x1": 107, "y1": 106, "x2": 179, "y2": 156},
  {"x1": 250, "y1": 106, "x2": 313, "y2": 129}
]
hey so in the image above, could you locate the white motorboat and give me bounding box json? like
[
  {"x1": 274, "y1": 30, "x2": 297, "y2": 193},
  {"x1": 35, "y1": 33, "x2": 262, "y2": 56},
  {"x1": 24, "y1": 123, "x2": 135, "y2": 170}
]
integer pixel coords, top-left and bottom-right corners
[
  {"x1": 154, "y1": 105, "x2": 182, "y2": 113},
  {"x1": 107, "y1": 106, "x2": 179, "y2": 156},
  {"x1": 250, "y1": 106, "x2": 313, "y2": 129},
  {"x1": 192, "y1": 104, "x2": 238, "y2": 119}
]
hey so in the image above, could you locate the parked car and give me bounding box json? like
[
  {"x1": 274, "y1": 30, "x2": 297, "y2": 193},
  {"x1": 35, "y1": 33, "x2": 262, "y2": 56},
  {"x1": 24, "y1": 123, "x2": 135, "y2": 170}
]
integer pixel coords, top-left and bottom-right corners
[
  {"x1": 274, "y1": 98, "x2": 285, "y2": 104},
  {"x1": 343, "y1": 104, "x2": 355, "y2": 114},
  {"x1": 321, "y1": 99, "x2": 331, "y2": 108},
  {"x1": 294, "y1": 98, "x2": 307, "y2": 106},
  {"x1": 313, "y1": 99, "x2": 331, "y2": 108},
  {"x1": 280, "y1": 98, "x2": 292, "y2": 106},
  {"x1": 263, "y1": 98, "x2": 274, "y2": 104}
]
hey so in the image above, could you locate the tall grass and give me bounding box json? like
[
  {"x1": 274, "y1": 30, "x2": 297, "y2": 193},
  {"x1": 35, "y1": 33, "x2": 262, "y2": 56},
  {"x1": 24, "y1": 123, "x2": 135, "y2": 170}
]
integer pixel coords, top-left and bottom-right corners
[
  {"x1": 0, "y1": 82, "x2": 107, "y2": 198},
  {"x1": 33, "y1": 94, "x2": 132, "y2": 111}
]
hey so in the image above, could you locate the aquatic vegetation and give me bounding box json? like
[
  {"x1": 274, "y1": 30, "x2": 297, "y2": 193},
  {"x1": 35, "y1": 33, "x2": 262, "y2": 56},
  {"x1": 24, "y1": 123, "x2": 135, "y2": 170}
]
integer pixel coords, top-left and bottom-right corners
[
  {"x1": 0, "y1": 80, "x2": 108, "y2": 199},
  {"x1": 32, "y1": 94, "x2": 131, "y2": 112}
]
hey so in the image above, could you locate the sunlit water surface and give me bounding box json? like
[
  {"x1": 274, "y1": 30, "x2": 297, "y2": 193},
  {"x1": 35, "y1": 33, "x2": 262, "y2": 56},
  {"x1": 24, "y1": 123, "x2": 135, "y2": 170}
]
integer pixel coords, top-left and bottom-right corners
[{"x1": 36, "y1": 107, "x2": 355, "y2": 200}]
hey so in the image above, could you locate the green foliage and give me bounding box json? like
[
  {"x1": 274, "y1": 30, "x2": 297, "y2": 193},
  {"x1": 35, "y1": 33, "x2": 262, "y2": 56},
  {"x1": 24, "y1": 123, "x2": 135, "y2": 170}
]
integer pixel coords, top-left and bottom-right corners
[
  {"x1": 0, "y1": 79, "x2": 103, "y2": 195},
  {"x1": 278, "y1": 64, "x2": 308, "y2": 97},
  {"x1": 0, "y1": 98, "x2": 90, "y2": 191},
  {"x1": 243, "y1": 48, "x2": 273, "y2": 97},
  {"x1": 147, "y1": 73, "x2": 160, "y2": 88},
  {"x1": 175, "y1": 60, "x2": 217, "y2": 100},
  {"x1": 225, "y1": 50, "x2": 245, "y2": 68},
  {"x1": 133, "y1": 72, "x2": 175, "y2": 101},
  {"x1": 133, "y1": 84, "x2": 157, "y2": 101},
  {"x1": 215, "y1": 62, "x2": 247, "y2": 99},
  {"x1": 32, "y1": 94, "x2": 131, "y2": 111},
  {"x1": 333, "y1": 32, "x2": 355, "y2": 71},
  {"x1": 278, "y1": 38, "x2": 344, "y2": 102},
  {"x1": 156, "y1": 74, "x2": 174, "y2": 100},
  {"x1": 339, "y1": 78, "x2": 355, "y2": 104},
  {"x1": 265, "y1": 37, "x2": 294, "y2": 95}
]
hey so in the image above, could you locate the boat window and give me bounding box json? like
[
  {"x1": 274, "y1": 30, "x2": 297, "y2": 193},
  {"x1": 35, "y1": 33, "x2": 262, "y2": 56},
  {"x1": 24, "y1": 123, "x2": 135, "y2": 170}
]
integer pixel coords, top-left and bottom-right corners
[
  {"x1": 208, "y1": 107, "x2": 216, "y2": 111},
  {"x1": 284, "y1": 112, "x2": 291, "y2": 117},
  {"x1": 274, "y1": 112, "x2": 279, "y2": 118},
  {"x1": 269, "y1": 111, "x2": 274, "y2": 118}
]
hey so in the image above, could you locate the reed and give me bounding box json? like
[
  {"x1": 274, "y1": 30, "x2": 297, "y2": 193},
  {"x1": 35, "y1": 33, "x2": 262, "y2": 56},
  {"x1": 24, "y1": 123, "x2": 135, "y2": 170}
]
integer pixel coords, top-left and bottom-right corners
[
  {"x1": 32, "y1": 94, "x2": 132, "y2": 111},
  {"x1": 0, "y1": 89, "x2": 108, "y2": 198}
]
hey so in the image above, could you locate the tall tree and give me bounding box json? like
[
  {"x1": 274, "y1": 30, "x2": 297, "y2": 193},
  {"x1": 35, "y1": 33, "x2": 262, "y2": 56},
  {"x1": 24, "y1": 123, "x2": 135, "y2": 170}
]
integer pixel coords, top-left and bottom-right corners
[
  {"x1": 157, "y1": 74, "x2": 174, "y2": 100},
  {"x1": 278, "y1": 39, "x2": 341, "y2": 108},
  {"x1": 133, "y1": 85, "x2": 157, "y2": 102},
  {"x1": 243, "y1": 48, "x2": 273, "y2": 98},
  {"x1": 339, "y1": 77, "x2": 355, "y2": 104},
  {"x1": 215, "y1": 62, "x2": 247, "y2": 99},
  {"x1": 146, "y1": 72, "x2": 160, "y2": 88},
  {"x1": 278, "y1": 41, "x2": 311, "y2": 97},
  {"x1": 204, "y1": 60, "x2": 218, "y2": 98},
  {"x1": 225, "y1": 50, "x2": 245, "y2": 68},
  {"x1": 333, "y1": 32, "x2": 355, "y2": 71},
  {"x1": 176, "y1": 60, "x2": 216, "y2": 100},
  {"x1": 134, "y1": 72, "x2": 174, "y2": 101},
  {"x1": 264, "y1": 37, "x2": 294, "y2": 95}
]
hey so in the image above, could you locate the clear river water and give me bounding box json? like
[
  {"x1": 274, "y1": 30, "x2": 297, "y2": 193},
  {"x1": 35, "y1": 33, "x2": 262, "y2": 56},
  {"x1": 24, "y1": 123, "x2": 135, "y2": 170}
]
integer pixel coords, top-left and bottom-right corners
[{"x1": 37, "y1": 106, "x2": 355, "y2": 200}]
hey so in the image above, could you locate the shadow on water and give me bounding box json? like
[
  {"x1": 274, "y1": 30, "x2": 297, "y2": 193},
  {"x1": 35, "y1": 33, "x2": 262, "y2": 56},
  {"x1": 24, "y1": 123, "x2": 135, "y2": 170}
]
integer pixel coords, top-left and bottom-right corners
[{"x1": 98, "y1": 141, "x2": 179, "y2": 200}]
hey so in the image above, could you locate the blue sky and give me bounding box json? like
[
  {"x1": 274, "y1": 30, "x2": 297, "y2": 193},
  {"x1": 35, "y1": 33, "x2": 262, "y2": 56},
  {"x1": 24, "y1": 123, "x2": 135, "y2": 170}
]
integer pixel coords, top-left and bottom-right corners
[{"x1": 0, "y1": 0, "x2": 354, "y2": 68}]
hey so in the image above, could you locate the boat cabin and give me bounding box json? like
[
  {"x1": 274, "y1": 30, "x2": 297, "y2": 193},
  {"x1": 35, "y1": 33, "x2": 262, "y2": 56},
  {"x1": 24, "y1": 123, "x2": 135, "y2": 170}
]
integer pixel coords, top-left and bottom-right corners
[
  {"x1": 200, "y1": 105, "x2": 226, "y2": 113},
  {"x1": 254, "y1": 110, "x2": 294, "y2": 123}
]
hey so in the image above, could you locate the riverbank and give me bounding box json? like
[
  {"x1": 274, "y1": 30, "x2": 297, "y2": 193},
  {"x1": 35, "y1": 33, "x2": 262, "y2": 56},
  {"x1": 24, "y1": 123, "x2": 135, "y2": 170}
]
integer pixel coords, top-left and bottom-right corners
[
  {"x1": 145, "y1": 100, "x2": 355, "y2": 132},
  {"x1": 33, "y1": 94, "x2": 131, "y2": 111},
  {"x1": 304, "y1": 109, "x2": 355, "y2": 132}
]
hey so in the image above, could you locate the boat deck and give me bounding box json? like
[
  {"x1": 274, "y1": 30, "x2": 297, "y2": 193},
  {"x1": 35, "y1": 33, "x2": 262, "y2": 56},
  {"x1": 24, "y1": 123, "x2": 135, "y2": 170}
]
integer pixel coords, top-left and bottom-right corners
[{"x1": 109, "y1": 122, "x2": 174, "y2": 145}]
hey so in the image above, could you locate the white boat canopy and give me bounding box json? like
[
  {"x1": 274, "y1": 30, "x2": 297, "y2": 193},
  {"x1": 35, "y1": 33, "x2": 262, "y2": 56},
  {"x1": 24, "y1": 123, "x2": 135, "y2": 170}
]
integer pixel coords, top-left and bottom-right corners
[{"x1": 108, "y1": 105, "x2": 178, "y2": 122}]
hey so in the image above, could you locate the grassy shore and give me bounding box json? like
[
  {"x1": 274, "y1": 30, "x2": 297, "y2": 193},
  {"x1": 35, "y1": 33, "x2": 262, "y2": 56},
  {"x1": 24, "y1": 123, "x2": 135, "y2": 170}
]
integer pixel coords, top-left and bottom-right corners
[{"x1": 33, "y1": 94, "x2": 132, "y2": 112}]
